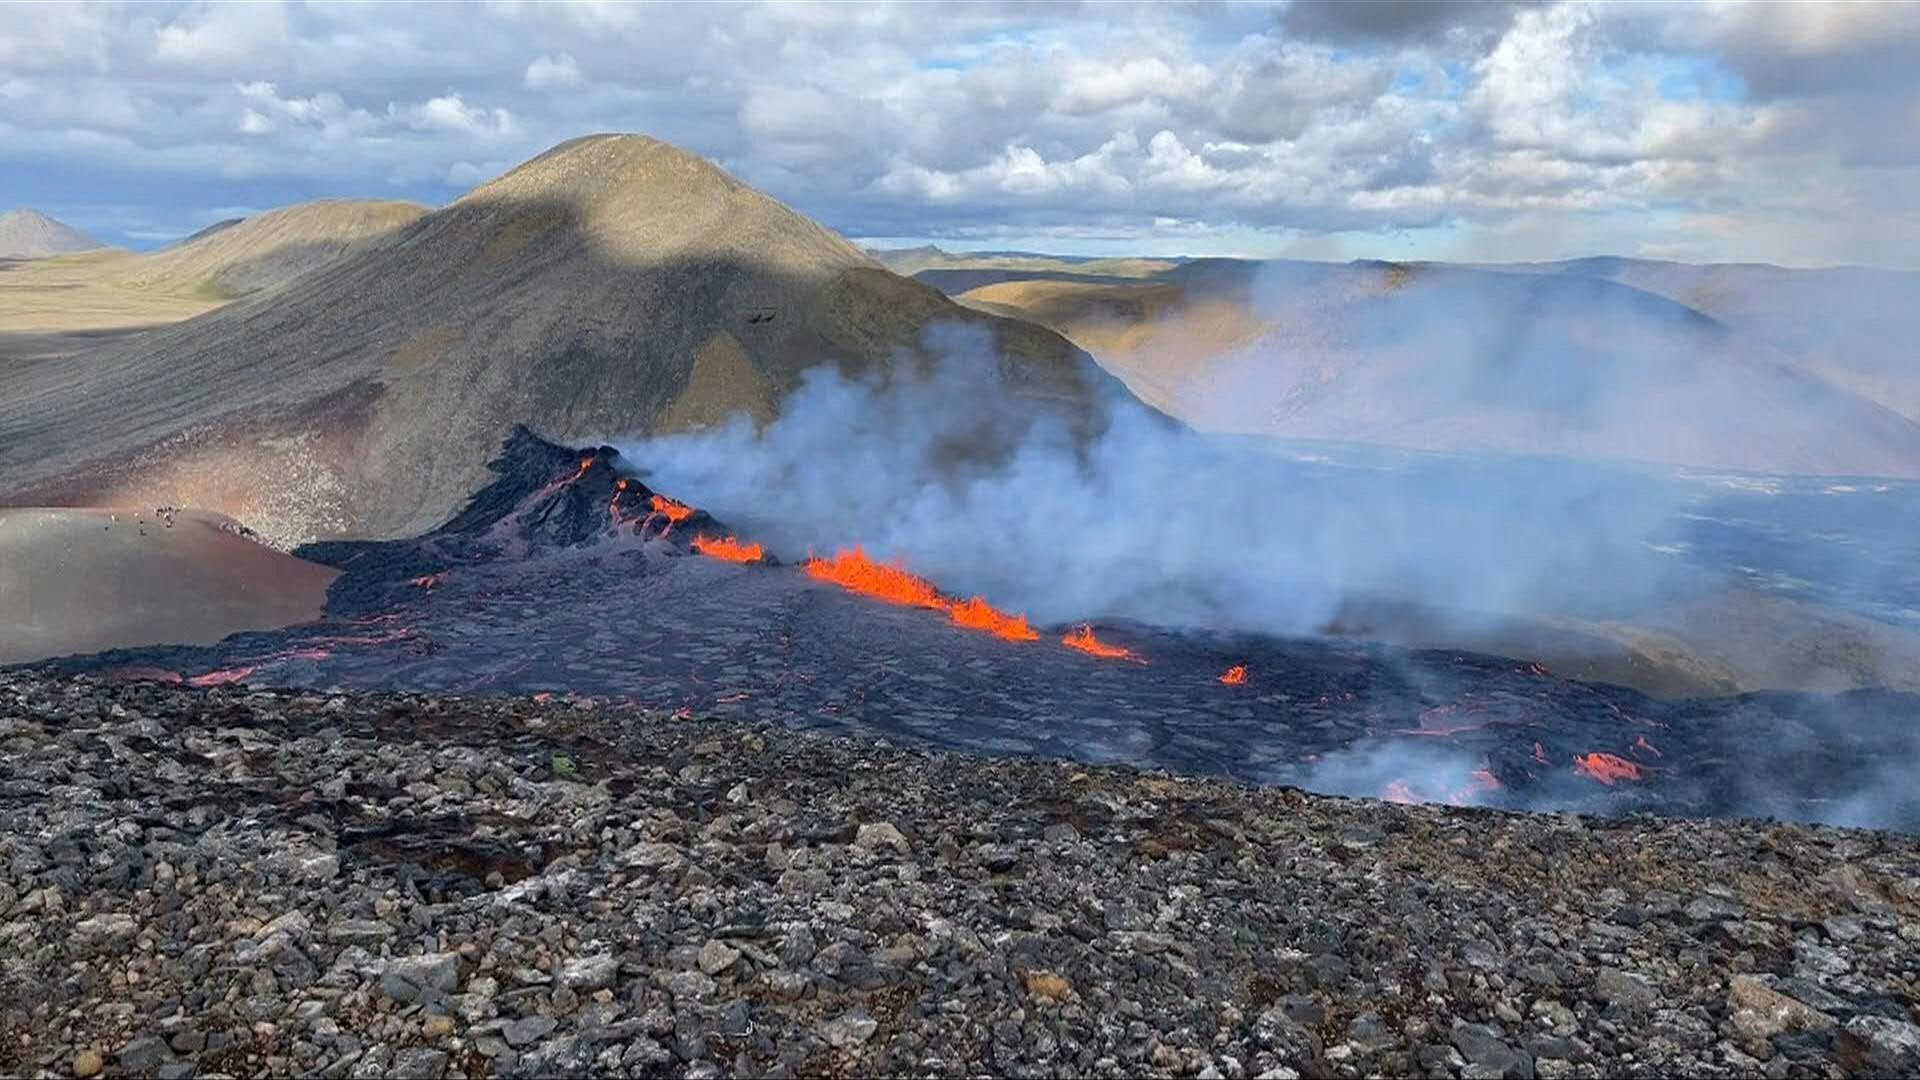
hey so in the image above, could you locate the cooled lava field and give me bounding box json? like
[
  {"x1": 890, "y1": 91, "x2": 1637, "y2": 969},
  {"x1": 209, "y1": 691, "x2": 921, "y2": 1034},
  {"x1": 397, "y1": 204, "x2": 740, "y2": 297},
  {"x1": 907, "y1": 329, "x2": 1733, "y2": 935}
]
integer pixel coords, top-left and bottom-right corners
[{"x1": 33, "y1": 428, "x2": 1920, "y2": 831}]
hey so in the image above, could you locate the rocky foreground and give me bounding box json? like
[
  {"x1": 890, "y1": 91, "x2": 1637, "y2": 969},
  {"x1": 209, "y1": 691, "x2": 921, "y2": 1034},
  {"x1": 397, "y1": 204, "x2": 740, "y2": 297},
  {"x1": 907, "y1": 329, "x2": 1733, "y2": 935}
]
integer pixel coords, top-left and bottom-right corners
[{"x1": 2, "y1": 672, "x2": 1918, "y2": 1079}]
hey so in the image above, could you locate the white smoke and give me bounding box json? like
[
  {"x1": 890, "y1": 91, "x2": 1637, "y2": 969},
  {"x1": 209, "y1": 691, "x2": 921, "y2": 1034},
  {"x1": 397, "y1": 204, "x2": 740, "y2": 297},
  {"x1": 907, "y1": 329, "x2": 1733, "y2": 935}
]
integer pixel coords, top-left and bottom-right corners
[{"x1": 619, "y1": 323, "x2": 1688, "y2": 640}]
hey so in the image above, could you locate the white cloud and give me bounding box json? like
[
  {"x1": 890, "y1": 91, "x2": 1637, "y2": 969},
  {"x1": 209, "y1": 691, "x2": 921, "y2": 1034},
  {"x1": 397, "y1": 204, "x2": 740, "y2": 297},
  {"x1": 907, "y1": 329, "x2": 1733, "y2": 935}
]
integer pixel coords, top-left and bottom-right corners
[
  {"x1": 0, "y1": 0, "x2": 1913, "y2": 267},
  {"x1": 524, "y1": 53, "x2": 582, "y2": 90}
]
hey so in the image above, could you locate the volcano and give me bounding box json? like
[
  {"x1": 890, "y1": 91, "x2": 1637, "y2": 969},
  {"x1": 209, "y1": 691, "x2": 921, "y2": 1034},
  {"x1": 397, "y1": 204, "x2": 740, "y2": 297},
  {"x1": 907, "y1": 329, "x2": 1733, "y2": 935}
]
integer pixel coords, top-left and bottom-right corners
[
  {"x1": 0, "y1": 135, "x2": 1118, "y2": 546},
  {"x1": 39, "y1": 426, "x2": 1920, "y2": 832}
]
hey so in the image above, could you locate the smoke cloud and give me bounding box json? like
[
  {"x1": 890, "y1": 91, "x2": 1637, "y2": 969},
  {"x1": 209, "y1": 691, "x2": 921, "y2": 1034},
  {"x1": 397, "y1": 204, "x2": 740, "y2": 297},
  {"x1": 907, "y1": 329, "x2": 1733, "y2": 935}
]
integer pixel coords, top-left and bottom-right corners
[{"x1": 620, "y1": 322, "x2": 1692, "y2": 643}]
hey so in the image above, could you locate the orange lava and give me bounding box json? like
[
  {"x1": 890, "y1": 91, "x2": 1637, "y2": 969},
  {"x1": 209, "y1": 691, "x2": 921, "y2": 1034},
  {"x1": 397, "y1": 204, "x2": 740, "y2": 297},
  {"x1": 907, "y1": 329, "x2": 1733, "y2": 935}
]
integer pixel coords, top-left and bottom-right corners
[
  {"x1": 693, "y1": 534, "x2": 766, "y2": 564},
  {"x1": 948, "y1": 595, "x2": 1040, "y2": 642},
  {"x1": 1383, "y1": 780, "x2": 1420, "y2": 804},
  {"x1": 410, "y1": 572, "x2": 449, "y2": 589},
  {"x1": 1573, "y1": 752, "x2": 1642, "y2": 785},
  {"x1": 1061, "y1": 624, "x2": 1144, "y2": 663},
  {"x1": 649, "y1": 495, "x2": 694, "y2": 523},
  {"x1": 1219, "y1": 664, "x2": 1248, "y2": 686},
  {"x1": 573, "y1": 457, "x2": 594, "y2": 481},
  {"x1": 188, "y1": 666, "x2": 258, "y2": 688},
  {"x1": 805, "y1": 547, "x2": 947, "y2": 610}
]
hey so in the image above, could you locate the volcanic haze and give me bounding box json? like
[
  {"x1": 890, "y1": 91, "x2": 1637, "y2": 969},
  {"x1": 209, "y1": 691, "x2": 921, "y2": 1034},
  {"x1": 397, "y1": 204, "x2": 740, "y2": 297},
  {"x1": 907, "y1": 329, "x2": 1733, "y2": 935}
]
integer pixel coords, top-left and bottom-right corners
[{"x1": 955, "y1": 259, "x2": 1920, "y2": 479}]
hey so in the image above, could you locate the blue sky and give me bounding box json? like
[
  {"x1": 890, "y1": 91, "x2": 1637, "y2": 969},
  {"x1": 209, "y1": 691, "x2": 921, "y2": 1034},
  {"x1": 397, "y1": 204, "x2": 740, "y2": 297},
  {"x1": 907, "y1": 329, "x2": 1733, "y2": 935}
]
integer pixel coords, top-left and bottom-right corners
[{"x1": 2, "y1": 1, "x2": 1917, "y2": 268}]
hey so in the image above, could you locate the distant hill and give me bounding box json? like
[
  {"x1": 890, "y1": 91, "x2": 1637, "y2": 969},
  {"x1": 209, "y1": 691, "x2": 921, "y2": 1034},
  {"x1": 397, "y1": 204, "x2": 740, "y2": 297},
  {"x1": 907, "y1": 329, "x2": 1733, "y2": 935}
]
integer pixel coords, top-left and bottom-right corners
[
  {"x1": 0, "y1": 134, "x2": 1119, "y2": 544},
  {"x1": 960, "y1": 259, "x2": 1920, "y2": 478},
  {"x1": 1468, "y1": 257, "x2": 1920, "y2": 426},
  {"x1": 118, "y1": 199, "x2": 428, "y2": 299},
  {"x1": 0, "y1": 209, "x2": 104, "y2": 259},
  {"x1": 869, "y1": 244, "x2": 1176, "y2": 280}
]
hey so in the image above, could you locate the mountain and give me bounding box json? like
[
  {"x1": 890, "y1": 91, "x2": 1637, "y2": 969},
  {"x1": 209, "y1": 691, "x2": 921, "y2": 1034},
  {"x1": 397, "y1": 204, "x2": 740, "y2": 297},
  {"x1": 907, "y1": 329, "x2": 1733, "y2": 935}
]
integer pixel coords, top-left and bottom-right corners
[
  {"x1": 117, "y1": 199, "x2": 428, "y2": 299},
  {"x1": 959, "y1": 259, "x2": 1920, "y2": 478},
  {"x1": 1470, "y1": 257, "x2": 1920, "y2": 426},
  {"x1": 0, "y1": 209, "x2": 105, "y2": 259},
  {"x1": 0, "y1": 134, "x2": 1117, "y2": 545}
]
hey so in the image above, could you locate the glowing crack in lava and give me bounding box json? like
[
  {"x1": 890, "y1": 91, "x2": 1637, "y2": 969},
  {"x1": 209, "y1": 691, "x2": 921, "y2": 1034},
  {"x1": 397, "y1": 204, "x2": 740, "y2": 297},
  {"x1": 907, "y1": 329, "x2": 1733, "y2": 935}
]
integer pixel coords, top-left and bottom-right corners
[
  {"x1": 805, "y1": 547, "x2": 947, "y2": 610},
  {"x1": 410, "y1": 572, "x2": 449, "y2": 589},
  {"x1": 1220, "y1": 664, "x2": 1248, "y2": 685},
  {"x1": 692, "y1": 534, "x2": 765, "y2": 564},
  {"x1": 948, "y1": 595, "x2": 1041, "y2": 642},
  {"x1": 1574, "y1": 752, "x2": 1642, "y2": 785},
  {"x1": 1062, "y1": 624, "x2": 1146, "y2": 663},
  {"x1": 608, "y1": 478, "x2": 631, "y2": 524}
]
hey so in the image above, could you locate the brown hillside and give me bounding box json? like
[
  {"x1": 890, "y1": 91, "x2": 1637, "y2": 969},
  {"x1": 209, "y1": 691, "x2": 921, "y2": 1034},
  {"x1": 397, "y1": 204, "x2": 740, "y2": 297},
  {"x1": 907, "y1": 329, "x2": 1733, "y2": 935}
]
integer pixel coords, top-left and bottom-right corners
[{"x1": 0, "y1": 135, "x2": 1116, "y2": 544}]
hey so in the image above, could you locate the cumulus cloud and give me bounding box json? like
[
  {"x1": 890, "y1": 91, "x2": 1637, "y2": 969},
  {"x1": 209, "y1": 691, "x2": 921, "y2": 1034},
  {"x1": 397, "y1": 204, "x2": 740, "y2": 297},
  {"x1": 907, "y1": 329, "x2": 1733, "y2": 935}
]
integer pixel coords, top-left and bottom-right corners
[
  {"x1": 0, "y1": 0, "x2": 1912, "y2": 267},
  {"x1": 523, "y1": 53, "x2": 581, "y2": 91}
]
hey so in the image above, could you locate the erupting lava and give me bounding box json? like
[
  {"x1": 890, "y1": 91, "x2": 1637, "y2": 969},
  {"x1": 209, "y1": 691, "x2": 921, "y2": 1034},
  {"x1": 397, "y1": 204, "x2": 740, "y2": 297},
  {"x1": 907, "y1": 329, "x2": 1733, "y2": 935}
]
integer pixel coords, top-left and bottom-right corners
[
  {"x1": 805, "y1": 547, "x2": 947, "y2": 610},
  {"x1": 1219, "y1": 664, "x2": 1248, "y2": 685},
  {"x1": 948, "y1": 596, "x2": 1040, "y2": 642},
  {"x1": 1573, "y1": 752, "x2": 1642, "y2": 785},
  {"x1": 692, "y1": 534, "x2": 765, "y2": 564},
  {"x1": 1062, "y1": 624, "x2": 1145, "y2": 663}
]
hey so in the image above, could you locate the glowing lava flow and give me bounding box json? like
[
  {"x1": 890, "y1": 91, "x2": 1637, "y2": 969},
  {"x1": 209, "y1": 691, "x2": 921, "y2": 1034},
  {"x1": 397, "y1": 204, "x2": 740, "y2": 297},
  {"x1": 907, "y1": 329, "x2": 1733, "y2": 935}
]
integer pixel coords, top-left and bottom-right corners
[
  {"x1": 649, "y1": 495, "x2": 694, "y2": 524},
  {"x1": 1573, "y1": 752, "x2": 1642, "y2": 785},
  {"x1": 802, "y1": 547, "x2": 1047, "y2": 644},
  {"x1": 805, "y1": 547, "x2": 947, "y2": 610},
  {"x1": 1061, "y1": 624, "x2": 1145, "y2": 663},
  {"x1": 948, "y1": 596, "x2": 1040, "y2": 642},
  {"x1": 692, "y1": 535, "x2": 765, "y2": 564},
  {"x1": 1219, "y1": 664, "x2": 1248, "y2": 685}
]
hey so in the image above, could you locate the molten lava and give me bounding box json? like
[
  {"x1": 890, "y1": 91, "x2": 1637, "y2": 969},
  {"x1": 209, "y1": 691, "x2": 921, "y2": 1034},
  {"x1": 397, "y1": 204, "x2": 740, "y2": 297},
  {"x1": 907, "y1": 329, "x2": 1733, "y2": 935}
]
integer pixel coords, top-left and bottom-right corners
[
  {"x1": 692, "y1": 534, "x2": 765, "y2": 565},
  {"x1": 410, "y1": 572, "x2": 449, "y2": 590},
  {"x1": 1382, "y1": 780, "x2": 1419, "y2": 805},
  {"x1": 1573, "y1": 752, "x2": 1642, "y2": 785},
  {"x1": 1061, "y1": 624, "x2": 1145, "y2": 663},
  {"x1": 1633, "y1": 735, "x2": 1664, "y2": 758},
  {"x1": 805, "y1": 547, "x2": 947, "y2": 610},
  {"x1": 649, "y1": 495, "x2": 694, "y2": 524},
  {"x1": 948, "y1": 596, "x2": 1040, "y2": 642},
  {"x1": 1219, "y1": 664, "x2": 1248, "y2": 685}
]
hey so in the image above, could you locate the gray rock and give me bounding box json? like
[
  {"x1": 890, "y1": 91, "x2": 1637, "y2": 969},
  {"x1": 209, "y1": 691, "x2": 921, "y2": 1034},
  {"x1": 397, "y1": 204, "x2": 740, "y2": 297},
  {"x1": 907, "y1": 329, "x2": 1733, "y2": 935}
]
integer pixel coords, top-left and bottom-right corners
[
  {"x1": 117, "y1": 1036, "x2": 171, "y2": 1071},
  {"x1": 560, "y1": 954, "x2": 619, "y2": 992},
  {"x1": 1593, "y1": 968, "x2": 1656, "y2": 1012},
  {"x1": 1451, "y1": 1023, "x2": 1530, "y2": 1079},
  {"x1": 821, "y1": 1008, "x2": 879, "y2": 1048},
  {"x1": 389, "y1": 1047, "x2": 450, "y2": 1078},
  {"x1": 697, "y1": 939, "x2": 740, "y2": 976},
  {"x1": 502, "y1": 1015, "x2": 559, "y2": 1048},
  {"x1": 1843, "y1": 1016, "x2": 1920, "y2": 1075},
  {"x1": 853, "y1": 821, "x2": 910, "y2": 854},
  {"x1": 379, "y1": 953, "x2": 460, "y2": 1003}
]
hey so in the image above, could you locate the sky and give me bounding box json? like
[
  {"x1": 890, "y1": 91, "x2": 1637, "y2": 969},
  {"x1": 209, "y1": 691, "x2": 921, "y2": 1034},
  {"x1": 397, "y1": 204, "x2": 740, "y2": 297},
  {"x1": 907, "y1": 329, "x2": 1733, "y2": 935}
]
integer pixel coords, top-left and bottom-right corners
[{"x1": 3, "y1": 0, "x2": 1918, "y2": 268}]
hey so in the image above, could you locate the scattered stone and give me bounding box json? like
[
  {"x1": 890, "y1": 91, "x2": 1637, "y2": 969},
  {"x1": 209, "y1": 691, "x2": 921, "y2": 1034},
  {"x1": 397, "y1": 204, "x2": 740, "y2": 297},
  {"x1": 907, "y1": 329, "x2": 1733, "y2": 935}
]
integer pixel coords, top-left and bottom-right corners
[
  {"x1": 0, "y1": 672, "x2": 1915, "y2": 1079},
  {"x1": 822, "y1": 1009, "x2": 879, "y2": 1049},
  {"x1": 697, "y1": 939, "x2": 740, "y2": 976},
  {"x1": 853, "y1": 821, "x2": 910, "y2": 855}
]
